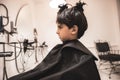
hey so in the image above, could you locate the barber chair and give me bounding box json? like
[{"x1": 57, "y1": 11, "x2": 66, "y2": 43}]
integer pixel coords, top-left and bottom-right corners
[{"x1": 95, "y1": 41, "x2": 120, "y2": 79}]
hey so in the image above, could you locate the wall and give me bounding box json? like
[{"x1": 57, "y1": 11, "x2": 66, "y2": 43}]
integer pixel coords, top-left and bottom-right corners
[
  {"x1": 83, "y1": 0, "x2": 120, "y2": 47},
  {"x1": 0, "y1": 0, "x2": 120, "y2": 79},
  {"x1": 117, "y1": 0, "x2": 120, "y2": 37}
]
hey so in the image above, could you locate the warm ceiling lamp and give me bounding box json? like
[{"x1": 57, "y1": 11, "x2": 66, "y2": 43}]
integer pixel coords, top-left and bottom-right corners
[{"x1": 49, "y1": 0, "x2": 66, "y2": 8}]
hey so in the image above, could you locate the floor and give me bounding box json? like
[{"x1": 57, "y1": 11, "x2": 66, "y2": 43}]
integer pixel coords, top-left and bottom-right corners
[
  {"x1": 99, "y1": 69, "x2": 120, "y2": 80},
  {"x1": 97, "y1": 61, "x2": 120, "y2": 80}
]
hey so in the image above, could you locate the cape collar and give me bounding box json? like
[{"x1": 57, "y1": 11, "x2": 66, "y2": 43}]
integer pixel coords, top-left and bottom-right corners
[{"x1": 62, "y1": 40, "x2": 97, "y2": 60}]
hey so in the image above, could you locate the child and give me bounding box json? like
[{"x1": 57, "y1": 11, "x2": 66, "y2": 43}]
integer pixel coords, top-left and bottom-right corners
[{"x1": 8, "y1": 1, "x2": 101, "y2": 80}]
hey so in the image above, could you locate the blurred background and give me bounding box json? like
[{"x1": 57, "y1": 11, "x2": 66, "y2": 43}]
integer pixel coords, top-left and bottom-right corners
[{"x1": 0, "y1": 0, "x2": 120, "y2": 80}]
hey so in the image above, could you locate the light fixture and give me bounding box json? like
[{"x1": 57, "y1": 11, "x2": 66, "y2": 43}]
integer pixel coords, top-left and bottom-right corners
[
  {"x1": 0, "y1": 4, "x2": 9, "y2": 33},
  {"x1": 49, "y1": 0, "x2": 66, "y2": 8}
]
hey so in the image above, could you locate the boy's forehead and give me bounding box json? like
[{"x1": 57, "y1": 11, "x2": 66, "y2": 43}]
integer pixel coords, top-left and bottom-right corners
[
  {"x1": 57, "y1": 23, "x2": 66, "y2": 26},
  {"x1": 56, "y1": 23, "x2": 62, "y2": 26}
]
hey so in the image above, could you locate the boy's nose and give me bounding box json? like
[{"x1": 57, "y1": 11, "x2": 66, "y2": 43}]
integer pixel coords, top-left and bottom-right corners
[{"x1": 56, "y1": 31, "x2": 59, "y2": 34}]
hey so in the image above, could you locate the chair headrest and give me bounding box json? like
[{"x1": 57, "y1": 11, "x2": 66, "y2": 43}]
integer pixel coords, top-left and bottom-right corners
[{"x1": 96, "y1": 42, "x2": 110, "y2": 52}]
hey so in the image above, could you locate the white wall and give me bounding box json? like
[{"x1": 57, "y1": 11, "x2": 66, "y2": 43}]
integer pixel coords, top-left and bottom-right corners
[
  {"x1": 0, "y1": 0, "x2": 120, "y2": 79},
  {"x1": 82, "y1": 0, "x2": 120, "y2": 47}
]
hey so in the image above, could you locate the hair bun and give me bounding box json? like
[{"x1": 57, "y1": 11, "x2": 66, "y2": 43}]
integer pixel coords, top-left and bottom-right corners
[
  {"x1": 75, "y1": 1, "x2": 86, "y2": 12},
  {"x1": 58, "y1": 4, "x2": 68, "y2": 13}
]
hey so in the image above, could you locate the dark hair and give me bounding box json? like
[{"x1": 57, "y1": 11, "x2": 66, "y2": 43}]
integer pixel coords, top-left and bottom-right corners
[{"x1": 56, "y1": 1, "x2": 88, "y2": 39}]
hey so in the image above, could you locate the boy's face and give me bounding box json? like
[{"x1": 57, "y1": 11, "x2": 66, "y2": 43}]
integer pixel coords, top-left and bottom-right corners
[{"x1": 56, "y1": 23, "x2": 77, "y2": 42}]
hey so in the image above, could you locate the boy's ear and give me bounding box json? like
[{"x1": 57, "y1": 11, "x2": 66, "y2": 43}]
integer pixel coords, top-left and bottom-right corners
[{"x1": 71, "y1": 25, "x2": 78, "y2": 34}]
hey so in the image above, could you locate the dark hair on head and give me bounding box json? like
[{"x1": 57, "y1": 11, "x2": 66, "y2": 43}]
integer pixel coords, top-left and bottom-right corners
[
  {"x1": 58, "y1": 4, "x2": 68, "y2": 13},
  {"x1": 56, "y1": 1, "x2": 88, "y2": 39}
]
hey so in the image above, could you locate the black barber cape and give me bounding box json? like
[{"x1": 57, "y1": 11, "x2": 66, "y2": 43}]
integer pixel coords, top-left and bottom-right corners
[{"x1": 8, "y1": 40, "x2": 101, "y2": 80}]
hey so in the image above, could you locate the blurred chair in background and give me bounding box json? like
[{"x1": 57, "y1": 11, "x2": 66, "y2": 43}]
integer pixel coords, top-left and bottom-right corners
[{"x1": 95, "y1": 41, "x2": 120, "y2": 79}]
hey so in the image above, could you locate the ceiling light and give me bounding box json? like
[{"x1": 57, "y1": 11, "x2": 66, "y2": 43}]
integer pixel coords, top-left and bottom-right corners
[{"x1": 49, "y1": 0, "x2": 66, "y2": 8}]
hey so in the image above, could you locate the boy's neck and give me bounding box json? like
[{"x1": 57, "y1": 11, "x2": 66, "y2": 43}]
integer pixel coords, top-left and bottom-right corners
[{"x1": 63, "y1": 39, "x2": 78, "y2": 44}]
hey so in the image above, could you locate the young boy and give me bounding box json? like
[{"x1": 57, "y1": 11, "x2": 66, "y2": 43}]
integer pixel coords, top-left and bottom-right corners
[{"x1": 8, "y1": 1, "x2": 101, "y2": 80}]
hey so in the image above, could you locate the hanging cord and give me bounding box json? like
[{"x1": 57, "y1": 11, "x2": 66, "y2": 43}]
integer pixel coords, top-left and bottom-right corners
[{"x1": 15, "y1": 4, "x2": 27, "y2": 26}]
